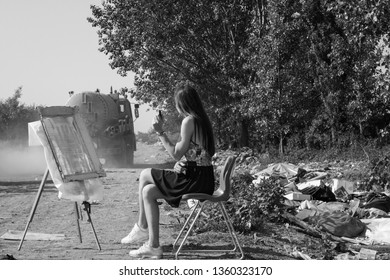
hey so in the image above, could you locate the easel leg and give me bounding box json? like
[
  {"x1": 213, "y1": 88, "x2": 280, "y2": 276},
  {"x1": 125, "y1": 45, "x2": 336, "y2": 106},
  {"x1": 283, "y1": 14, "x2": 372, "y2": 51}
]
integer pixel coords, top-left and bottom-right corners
[
  {"x1": 18, "y1": 168, "x2": 50, "y2": 251},
  {"x1": 74, "y1": 202, "x2": 82, "y2": 243},
  {"x1": 82, "y1": 202, "x2": 101, "y2": 250}
]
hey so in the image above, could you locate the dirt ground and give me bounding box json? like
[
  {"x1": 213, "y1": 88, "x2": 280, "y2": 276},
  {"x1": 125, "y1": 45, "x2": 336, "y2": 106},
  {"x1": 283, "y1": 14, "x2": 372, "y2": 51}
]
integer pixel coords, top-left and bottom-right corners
[{"x1": 2, "y1": 142, "x2": 388, "y2": 261}]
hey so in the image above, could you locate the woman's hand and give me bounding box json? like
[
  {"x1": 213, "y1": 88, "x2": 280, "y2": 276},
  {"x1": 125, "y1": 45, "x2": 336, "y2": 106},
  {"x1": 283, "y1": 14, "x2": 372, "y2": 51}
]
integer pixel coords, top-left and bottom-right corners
[
  {"x1": 174, "y1": 161, "x2": 187, "y2": 174},
  {"x1": 152, "y1": 113, "x2": 164, "y2": 133}
]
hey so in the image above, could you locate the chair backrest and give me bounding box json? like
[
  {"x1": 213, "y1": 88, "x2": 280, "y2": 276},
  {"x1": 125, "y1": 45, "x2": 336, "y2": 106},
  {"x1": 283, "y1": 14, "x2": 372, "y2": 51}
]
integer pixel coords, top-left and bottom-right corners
[{"x1": 215, "y1": 156, "x2": 236, "y2": 200}]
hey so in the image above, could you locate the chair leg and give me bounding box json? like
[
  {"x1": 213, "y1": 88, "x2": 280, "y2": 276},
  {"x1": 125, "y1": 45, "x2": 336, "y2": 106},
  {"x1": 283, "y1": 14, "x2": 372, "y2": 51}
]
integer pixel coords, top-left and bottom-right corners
[
  {"x1": 173, "y1": 200, "x2": 200, "y2": 250},
  {"x1": 218, "y1": 202, "x2": 237, "y2": 251},
  {"x1": 220, "y1": 202, "x2": 245, "y2": 259},
  {"x1": 173, "y1": 201, "x2": 245, "y2": 259},
  {"x1": 174, "y1": 201, "x2": 206, "y2": 259}
]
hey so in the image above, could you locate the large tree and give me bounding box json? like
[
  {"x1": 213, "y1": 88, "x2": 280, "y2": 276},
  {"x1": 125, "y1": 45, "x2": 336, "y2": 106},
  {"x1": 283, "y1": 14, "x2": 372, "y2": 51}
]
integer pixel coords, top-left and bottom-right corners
[
  {"x1": 241, "y1": 0, "x2": 321, "y2": 153},
  {"x1": 328, "y1": 0, "x2": 390, "y2": 138},
  {"x1": 88, "y1": 0, "x2": 255, "y2": 146}
]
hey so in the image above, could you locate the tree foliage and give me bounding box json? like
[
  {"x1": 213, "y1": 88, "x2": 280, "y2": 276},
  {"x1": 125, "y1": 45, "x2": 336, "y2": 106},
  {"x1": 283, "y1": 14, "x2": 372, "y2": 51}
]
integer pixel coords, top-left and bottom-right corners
[
  {"x1": 88, "y1": 0, "x2": 390, "y2": 153},
  {"x1": 0, "y1": 87, "x2": 39, "y2": 144},
  {"x1": 89, "y1": 0, "x2": 255, "y2": 146}
]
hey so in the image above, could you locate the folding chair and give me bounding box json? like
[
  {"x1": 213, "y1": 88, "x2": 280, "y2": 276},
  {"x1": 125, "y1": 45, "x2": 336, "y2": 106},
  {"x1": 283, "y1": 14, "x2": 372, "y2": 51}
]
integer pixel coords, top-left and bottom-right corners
[{"x1": 172, "y1": 156, "x2": 245, "y2": 259}]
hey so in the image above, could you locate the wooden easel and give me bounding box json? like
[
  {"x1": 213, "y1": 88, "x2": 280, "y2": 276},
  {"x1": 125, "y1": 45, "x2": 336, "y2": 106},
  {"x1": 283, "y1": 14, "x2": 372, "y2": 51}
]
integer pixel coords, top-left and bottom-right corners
[
  {"x1": 18, "y1": 106, "x2": 106, "y2": 251},
  {"x1": 17, "y1": 169, "x2": 101, "y2": 250}
]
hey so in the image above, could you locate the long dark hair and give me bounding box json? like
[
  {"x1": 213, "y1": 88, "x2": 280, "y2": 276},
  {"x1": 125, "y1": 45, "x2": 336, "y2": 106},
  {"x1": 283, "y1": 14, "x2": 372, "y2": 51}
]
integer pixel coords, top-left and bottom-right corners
[{"x1": 174, "y1": 82, "x2": 215, "y2": 156}]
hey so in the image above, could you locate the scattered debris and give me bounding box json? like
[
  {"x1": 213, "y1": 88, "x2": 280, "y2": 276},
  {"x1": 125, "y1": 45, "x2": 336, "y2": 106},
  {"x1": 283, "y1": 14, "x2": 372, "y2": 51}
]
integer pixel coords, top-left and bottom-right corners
[
  {"x1": 212, "y1": 148, "x2": 390, "y2": 259},
  {"x1": 358, "y1": 248, "x2": 377, "y2": 260}
]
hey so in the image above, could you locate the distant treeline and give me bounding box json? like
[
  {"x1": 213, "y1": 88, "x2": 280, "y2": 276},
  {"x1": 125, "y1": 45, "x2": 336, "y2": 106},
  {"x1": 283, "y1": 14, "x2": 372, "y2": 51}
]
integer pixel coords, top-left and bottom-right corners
[{"x1": 0, "y1": 87, "x2": 39, "y2": 146}]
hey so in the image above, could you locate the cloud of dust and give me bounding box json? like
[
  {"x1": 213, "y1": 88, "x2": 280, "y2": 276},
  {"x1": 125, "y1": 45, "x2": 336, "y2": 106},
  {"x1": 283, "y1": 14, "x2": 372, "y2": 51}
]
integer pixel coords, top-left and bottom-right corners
[{"x1": 0, "y1": 143, "x2": 47, "y2": 179}]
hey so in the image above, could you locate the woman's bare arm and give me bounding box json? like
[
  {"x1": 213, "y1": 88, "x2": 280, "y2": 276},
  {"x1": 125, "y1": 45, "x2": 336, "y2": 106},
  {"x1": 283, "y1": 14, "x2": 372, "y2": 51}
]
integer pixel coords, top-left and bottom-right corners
[{"x1": 158, "y1": 116, "x2": 194, "y2": 161}]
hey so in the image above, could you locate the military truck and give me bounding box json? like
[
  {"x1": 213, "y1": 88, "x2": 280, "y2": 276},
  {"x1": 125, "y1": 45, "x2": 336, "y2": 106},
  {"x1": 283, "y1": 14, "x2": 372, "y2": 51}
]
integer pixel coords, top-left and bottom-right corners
[{"x1": 66, "y1": 89, "x2": 139, "y2": 167}]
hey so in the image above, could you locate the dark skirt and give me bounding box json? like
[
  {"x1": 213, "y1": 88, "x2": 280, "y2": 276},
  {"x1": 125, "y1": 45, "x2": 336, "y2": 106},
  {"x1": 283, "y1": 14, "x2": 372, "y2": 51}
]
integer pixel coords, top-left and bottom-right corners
[{"x1": 151, "y1": 164, "x2": 215, "y2": 208}]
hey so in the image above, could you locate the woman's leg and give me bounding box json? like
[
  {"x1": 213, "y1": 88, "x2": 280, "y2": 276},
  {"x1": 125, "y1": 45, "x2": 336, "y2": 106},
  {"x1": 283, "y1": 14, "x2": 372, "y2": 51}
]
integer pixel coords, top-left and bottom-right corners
[
  {"x1": 137, "y1": 168, "x2": 155, "y2": 229},
  {"x1": 142, "y1": 184, "x2": 165, "y2": 248}
]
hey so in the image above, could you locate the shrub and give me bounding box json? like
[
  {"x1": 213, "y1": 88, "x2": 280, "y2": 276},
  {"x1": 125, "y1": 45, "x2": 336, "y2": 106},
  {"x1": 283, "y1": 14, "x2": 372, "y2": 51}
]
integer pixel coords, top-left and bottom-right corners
[
  {"x1": 137, "y1": 129, "x2": 180, "y2": 145},
  {"x1": 136, "y1": 129, "x2": 159, "y2": 145},
  {"x1": 362, "y1": 152, "x2": 390, "y2": 191},
  {"x1": 184, "y1": 171, "x2": 287, "y2": 234},
  {"x1": 228, "y1": 173, "x2": 286, "y2": 233}
]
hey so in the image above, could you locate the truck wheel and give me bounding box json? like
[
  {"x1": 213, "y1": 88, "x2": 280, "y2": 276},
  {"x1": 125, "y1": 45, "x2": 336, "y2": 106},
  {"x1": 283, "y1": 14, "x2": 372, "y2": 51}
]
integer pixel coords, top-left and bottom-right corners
[{"x1": 123, "y1": 140, "x2": 134, "y2": 167}]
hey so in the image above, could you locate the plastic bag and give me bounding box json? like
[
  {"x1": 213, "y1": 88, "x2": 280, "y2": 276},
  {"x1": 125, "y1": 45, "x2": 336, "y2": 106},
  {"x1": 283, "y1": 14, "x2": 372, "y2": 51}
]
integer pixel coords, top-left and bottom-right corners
[
  {"x1": 29, "y1": 121, "x2": 103, "y2": 203},
  {"x1": 314, "y1": 211, "x2": 366, "y2": 238}
]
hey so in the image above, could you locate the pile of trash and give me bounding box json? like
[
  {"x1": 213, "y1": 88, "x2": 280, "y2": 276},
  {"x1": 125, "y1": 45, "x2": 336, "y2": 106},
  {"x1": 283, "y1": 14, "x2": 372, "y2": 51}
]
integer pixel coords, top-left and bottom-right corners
[
  {"x1": 250, "y1": 161, "x2": 390, "y2": 242},
  {"x1": 212, "y1": 148, "x2": 390, "y2": 258}
]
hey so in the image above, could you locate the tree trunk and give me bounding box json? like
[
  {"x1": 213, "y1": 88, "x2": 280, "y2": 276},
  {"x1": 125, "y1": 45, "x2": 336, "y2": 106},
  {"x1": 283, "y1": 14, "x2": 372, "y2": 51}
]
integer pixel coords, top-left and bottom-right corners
[
  {"x1": 331, "y1": 125, "x2": 337, "y2": 146},
  {"x1": 279, "y1": 134, "x2": 284, "y2": 156},
  {"x1": 359, "y1": 121, "x2": 364, "y2": 136},
  {"x1": 320, "y1": 91, "x2": 337, "y2": 145},
  {"x1": 239, "y1": 119, "x2": 249, "y2": 147}
]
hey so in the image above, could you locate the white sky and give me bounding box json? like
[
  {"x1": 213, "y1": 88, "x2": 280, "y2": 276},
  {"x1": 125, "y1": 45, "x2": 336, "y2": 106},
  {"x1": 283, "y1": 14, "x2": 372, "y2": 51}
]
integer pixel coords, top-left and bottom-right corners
[{"x1": 0, "y1": 0, "x2": 155, "y2": 132}]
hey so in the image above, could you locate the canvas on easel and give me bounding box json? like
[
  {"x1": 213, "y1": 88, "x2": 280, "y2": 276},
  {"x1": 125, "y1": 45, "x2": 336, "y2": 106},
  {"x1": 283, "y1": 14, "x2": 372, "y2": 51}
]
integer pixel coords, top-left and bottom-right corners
[
  {"x1": 39, "y1": 106, "x2": 105, "y2": 182},
  {"x1": 18, "y1": 106, "x2": 106, "y2": 251}
]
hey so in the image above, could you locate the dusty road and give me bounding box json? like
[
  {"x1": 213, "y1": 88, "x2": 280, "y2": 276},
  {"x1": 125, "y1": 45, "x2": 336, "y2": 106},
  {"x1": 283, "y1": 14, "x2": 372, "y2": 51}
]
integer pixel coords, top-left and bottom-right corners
[{"x1": 0, "y1": 142, "x2": 185, "y2": 260}]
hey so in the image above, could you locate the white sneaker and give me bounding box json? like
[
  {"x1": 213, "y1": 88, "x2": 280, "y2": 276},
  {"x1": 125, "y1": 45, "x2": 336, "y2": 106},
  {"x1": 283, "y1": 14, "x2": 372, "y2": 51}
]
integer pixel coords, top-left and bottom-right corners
[
  {"x1": 121, "y1": 224, "x2": 148, "y2": 244},
  {"x1": 129, "y1": 243, "x2": 163, "y2": 259}
]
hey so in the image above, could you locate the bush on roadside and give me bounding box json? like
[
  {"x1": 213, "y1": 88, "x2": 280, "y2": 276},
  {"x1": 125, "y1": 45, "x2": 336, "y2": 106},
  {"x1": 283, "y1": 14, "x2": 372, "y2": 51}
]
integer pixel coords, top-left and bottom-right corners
[
  {"x1": 362, "y1": 152, "x2": 390, "y2": 191},
  {"x1": 228, "y1": 173, "x2": 286, "y2": 233},
  {"x1": 137, "y1": 129, "x2": 181, "y2": 145},
  {"x1": 136, "y1": 129, "x2": 159, "y2": 145},
  {"x1": 184, "y1": 171, "x2": 286, "y2": 234}
]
